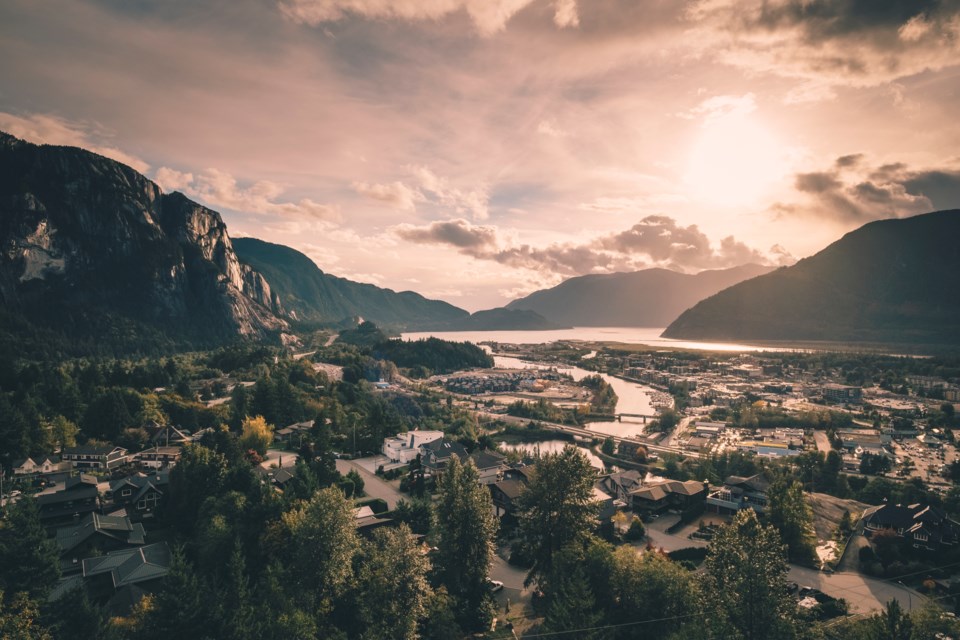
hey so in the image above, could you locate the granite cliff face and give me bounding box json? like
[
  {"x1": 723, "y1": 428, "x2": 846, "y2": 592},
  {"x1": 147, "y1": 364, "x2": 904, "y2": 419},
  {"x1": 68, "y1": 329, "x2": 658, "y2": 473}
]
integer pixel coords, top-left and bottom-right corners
[{"x1": 0, "y1": 132, "x2": 286, "y2": 351}]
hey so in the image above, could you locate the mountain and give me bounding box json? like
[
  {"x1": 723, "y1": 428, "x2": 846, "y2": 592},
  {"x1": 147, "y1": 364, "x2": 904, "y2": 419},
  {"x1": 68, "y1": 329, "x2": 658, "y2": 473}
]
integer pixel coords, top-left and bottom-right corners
[
  {"x1": 232, "y1": 237, "x2": 468, "y2": 329},
  {"x1": 505, "y1": 264, "x2": 775, "y2": 327},
  {"x1": 663, "y1": 210, "x2": 960, "y2": 345},
  {"x1": 445, "y1": 307, "x2": 566, "y2": 331},
  {"x1": 0, "y1": 132, "x2": 286, "y2": 356}
]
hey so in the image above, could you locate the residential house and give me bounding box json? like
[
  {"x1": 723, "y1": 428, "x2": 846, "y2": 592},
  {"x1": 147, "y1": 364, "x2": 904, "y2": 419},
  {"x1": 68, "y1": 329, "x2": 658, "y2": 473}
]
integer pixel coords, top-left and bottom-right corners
[
  {"x1": 136, "y1": 446, "x2": 182, "y2": 469},
  {"x1": 468, "y1": 449, "x2": 506, "y2": 484},
  {"x1": 36, "y1": 474, "x2": 101, "y2": 524},
  {"x1": 12, "y1": 456, "x2": 65, "y2": 476},
  {"x1": 593, "y1": 486, "x2": 617, "y2": 520},
  {"x1": 630, "y1": 479, "x2": 706, "y2": 515},
  {"x1": 382, "y1": 429, "x2": 444, "y2": 464},
  {"x1": 274, "y1": 420, "x2": 314, "y2": 446},
  {"x1": 107, "y1": 472, "x2": 168, "y2": 520},
  {"x1": 490, "y1": 465, "x2": 536, "y2": 518},
  {"x1": 145, "y1": 423, "x2": 191, "y2": 447},
  {"x1": 354, "y1": 505, "x2": 394, "y2": 536},
  {"x1": 82, "y1": 542, "x2": 172, "y2": 593},
  {"x1": 420, "y1": 439, "x2": 469, "y2": 476},
  {"x1": 595, "y1": 470, "x2": 644, "y2": 503},
  {"x1": 706, "y1": 472, "x2": 772, "y2": 514},
  {"x1": 864, "y1": 503, "x2": 960, "y2": 551},
  {"x1": 56, "y1": 513, "x2": 146, "y2": 573},
  {"x1": 62, "y1": 445, "x2": 128, "y2": 470}
]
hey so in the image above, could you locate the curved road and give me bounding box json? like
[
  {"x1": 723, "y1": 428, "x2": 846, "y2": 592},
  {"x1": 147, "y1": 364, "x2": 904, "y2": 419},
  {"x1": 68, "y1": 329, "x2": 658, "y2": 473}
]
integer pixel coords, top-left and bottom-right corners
[{"x1": 644, "y1": 517, "x2": 924, "y2": 614}]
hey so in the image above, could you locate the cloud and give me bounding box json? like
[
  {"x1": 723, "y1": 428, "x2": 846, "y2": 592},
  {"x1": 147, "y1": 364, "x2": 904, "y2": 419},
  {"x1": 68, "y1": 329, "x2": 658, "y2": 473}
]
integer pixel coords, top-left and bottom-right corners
[
  {"x1": 393, "y1": 218, "x2": 498, "y2": 250},
  {"x1": 686, "y1": 0, "x2": 960, "y2": 89},
  {"x1": 154, "y1": 166, "x2": 340, "y2": 221},
  {"x1": 779, "y1": 155, "x2": 960, "y2": 223},
  {"x1": 278, "y1": 0, "x2": 580, "y2": 36},
  {"x1": 0, "y1": 111, "x2": 150, "y2": 173},
  {"x1": 354, "y1": 165, "x2": 489, "y2": 219},
  {"x1": 683, "y1": 93, "x2": 757, "y2": 121},
  {"x1": 352, "y1": 180, "x2": 422, "y2": 211},
  {"x1": 393, "y1": 214, "x2": 789, "y2": 276}
]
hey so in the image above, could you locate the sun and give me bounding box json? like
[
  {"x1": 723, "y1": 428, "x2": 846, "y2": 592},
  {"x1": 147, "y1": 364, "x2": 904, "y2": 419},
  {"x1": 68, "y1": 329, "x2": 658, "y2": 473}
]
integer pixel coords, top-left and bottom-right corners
[{"x1": 684, "y1": 114, "x2": 789, "y2": 207}]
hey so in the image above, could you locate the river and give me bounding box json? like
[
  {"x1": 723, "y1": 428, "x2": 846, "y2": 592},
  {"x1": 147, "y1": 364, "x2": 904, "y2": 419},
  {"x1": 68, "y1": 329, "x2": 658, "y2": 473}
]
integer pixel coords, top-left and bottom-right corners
[{"x1": 490, "y1": 353, "x2": 659, "y2": 439}]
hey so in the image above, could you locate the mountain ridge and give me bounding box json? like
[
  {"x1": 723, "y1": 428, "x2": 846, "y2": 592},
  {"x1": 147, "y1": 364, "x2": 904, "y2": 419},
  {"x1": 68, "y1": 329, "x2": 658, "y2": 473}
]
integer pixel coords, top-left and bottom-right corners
[
  {"x1": 231, "y1": 237, "x2": 469, "y2": 330},
  {"x1": 662, "y1": 210, "x2": 960, "y2": 345},
  {"x1": 506, "y1": 264, "x2": 775, "y2": 327}
]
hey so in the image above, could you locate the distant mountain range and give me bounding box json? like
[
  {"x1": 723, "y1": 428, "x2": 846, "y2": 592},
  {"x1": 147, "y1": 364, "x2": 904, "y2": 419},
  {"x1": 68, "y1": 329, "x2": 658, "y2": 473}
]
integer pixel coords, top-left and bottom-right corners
[
  {"x1": 506, "y1": 264, "x2": 774, "y2": 327},
  {"x1": 232, "y1": 238, "x2": 467, "y2": 330},
  {"x1": 663, "y1": 210, "x2": 960, "y2": 345}
]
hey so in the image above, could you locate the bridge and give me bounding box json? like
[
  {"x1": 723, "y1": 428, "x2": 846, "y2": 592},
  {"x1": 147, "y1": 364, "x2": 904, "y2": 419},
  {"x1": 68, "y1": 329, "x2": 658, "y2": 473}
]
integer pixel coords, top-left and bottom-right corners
[{"x1": 614, "y1": 413, "x2": 657, "y2": 422}]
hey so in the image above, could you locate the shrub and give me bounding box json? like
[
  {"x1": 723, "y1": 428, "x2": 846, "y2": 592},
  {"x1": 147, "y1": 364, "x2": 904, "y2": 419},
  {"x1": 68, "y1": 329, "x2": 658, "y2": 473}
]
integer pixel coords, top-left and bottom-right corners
[{"x1": 624, "y1": 517, "x2": 646, "y2": 541}]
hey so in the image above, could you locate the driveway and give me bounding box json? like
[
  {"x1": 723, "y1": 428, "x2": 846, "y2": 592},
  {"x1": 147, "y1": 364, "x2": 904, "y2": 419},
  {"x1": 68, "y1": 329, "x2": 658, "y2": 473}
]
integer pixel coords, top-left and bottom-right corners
[
  {"x1": 489, "y1": 547, "x2": 535, "y2": 612},
  {"x1": 336, "y1": 458, "x2": 404, "y2": 509}
]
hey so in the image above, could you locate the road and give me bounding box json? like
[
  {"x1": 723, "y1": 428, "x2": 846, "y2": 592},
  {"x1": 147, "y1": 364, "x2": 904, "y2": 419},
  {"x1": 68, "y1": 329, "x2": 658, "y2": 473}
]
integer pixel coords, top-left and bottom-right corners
[
  {"x1": 336, "y1": 458, "x2": 404, "y2": 510},
  {"x1": 644, "y1": 515, "x2": 924, "y2": 614}
]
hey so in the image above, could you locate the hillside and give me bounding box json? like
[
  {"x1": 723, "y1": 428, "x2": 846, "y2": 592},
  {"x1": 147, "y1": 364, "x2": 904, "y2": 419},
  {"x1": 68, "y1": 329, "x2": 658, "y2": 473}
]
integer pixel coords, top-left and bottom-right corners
[
  {"x1": 506, "y1": 264, "x2": 774, "y2": 327},
  {"x1": 0, "y1": 132, "x2": 286, "y2": 357},
  {"x1": 445, "y1": 307, "x2": 566, "y2": 331},
  {"x1": 232, "y1": 237, "x2": 468, "y2": 330},
  {"x1": 663, "y1": 210, "x2": 960, "y2": 345}
]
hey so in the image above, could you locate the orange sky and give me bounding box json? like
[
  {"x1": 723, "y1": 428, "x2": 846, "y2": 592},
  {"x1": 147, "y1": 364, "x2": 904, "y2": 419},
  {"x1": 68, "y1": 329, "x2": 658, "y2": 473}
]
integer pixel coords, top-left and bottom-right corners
[{"x1": 2, "y1": 0, "x2": 959, "y2": 310}]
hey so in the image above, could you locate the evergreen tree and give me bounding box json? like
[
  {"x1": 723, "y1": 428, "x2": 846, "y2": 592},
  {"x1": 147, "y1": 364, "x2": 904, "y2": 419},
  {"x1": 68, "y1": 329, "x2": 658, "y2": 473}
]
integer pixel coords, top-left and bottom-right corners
[
  {"x1": 216, "y1": 541, "x2": 260, "y2": 640},
  {"x1": 0, "y1": 497, "x2": 60, "y2": 601},
  {"x1": 140, "y1": 549, "x2": 215, "y2": 640},
  {"x1": 541, "y1": 547, "x2": 608, "y2": 640},
  {"x1": 515, "y1": 445, "x2": 599, "y2": 589},
  {"x1": 435, "y1": 457, "x2": 498, "y2": 630}
]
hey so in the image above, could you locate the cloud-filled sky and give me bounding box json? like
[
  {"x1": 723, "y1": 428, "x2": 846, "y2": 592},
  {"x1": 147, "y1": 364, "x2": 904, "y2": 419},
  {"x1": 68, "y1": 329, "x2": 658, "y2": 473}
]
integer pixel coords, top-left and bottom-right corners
[{"x1": 2, "y1": 0, "x2": 959, "y2": 310}]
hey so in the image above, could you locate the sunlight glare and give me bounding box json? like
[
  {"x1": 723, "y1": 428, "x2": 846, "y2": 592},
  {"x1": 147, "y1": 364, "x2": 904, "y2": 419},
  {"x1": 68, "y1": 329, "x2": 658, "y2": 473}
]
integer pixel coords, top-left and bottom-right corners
[{"x1": 684, "y1": 114, "x2": 788, "y2": 207}]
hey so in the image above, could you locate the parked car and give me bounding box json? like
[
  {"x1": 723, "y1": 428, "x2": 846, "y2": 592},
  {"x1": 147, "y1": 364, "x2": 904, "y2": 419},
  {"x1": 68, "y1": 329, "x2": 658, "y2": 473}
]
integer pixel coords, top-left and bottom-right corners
[{"x1": 487, "y1": 578, "x2": 504, "y2": 592}]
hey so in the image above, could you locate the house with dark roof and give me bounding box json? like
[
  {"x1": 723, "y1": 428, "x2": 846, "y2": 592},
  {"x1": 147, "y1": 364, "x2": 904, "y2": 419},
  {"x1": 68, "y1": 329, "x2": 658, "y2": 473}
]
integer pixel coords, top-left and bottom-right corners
[
  {"x1": 490, "y1": 465, "x2": 536, "y2": 518},
  {"x1": 864, "y1": 503, "x2": 960, "y2": 551},
  {"x1": 82, "y1": 542, "x2": 172, "y2": 591},
  {"x1": 144, "y1": 423, "x2": 191, "y2": 446},
  {"x1": 36, "y1": 474, "x2": 101, "y2": 523},
  {"x1": 107, "y1": 472, "x2": 168, "y2": 520},
  {"x1": 274, "y1": 420, "x2": 314, "y2": 446},
  {"x1": 62, "y1": 445, "x2": 128, "y2": 470},
  {"x1": 630, "y1": 479, "x2": 706, "y2": 515},
  {"x1": 136, "y1": 446, "x2": 182, "y2": 469},
  {"x1": 596, "y1": 470, "x2": 644, "y2": 503},
  {"x1": 468, "y1": 449, "x2": 506, "y2": 484},
  {"x1": 56, "y1": 513, "x2": 146, "y2": 573},
  {"x1": 420, "y1": 439, "x2": 469, "y2": 476},
  {"x1": 706, "y1": 472, "x2": 772, "y2": 514}
]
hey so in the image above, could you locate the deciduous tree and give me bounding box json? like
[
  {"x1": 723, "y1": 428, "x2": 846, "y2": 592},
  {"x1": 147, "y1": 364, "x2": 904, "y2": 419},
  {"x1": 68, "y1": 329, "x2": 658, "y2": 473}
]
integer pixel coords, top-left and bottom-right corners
[{"x1": 701, "y1": 509, "x2": 798, "y2": 640}]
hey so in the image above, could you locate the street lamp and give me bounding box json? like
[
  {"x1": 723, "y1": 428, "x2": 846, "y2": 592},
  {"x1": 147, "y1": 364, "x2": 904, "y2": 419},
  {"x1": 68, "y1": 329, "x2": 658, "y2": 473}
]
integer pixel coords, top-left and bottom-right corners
[{"x1": 898, "y1": 580, "x2": 913, "y2": 611}]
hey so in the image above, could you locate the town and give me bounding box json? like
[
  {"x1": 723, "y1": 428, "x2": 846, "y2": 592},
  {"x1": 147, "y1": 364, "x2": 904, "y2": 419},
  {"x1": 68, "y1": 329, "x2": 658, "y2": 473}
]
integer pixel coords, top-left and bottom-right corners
[{"x1": 4, "y1": 334, "x2": 960, "y2": 638}]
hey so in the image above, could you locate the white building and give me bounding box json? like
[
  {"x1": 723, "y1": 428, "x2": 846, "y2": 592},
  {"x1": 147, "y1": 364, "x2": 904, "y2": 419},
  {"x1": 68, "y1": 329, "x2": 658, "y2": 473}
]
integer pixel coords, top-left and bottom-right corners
[{"x1": 382, "y1": 430, "x2": 444, "y2": 463}]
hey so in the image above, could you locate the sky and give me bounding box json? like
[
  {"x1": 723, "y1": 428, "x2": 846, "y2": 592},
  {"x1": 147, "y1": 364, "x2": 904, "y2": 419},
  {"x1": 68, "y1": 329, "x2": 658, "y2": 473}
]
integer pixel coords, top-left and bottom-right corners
[{"x1": 2, "y1": 0, "x2": 960, "y2": 311}]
